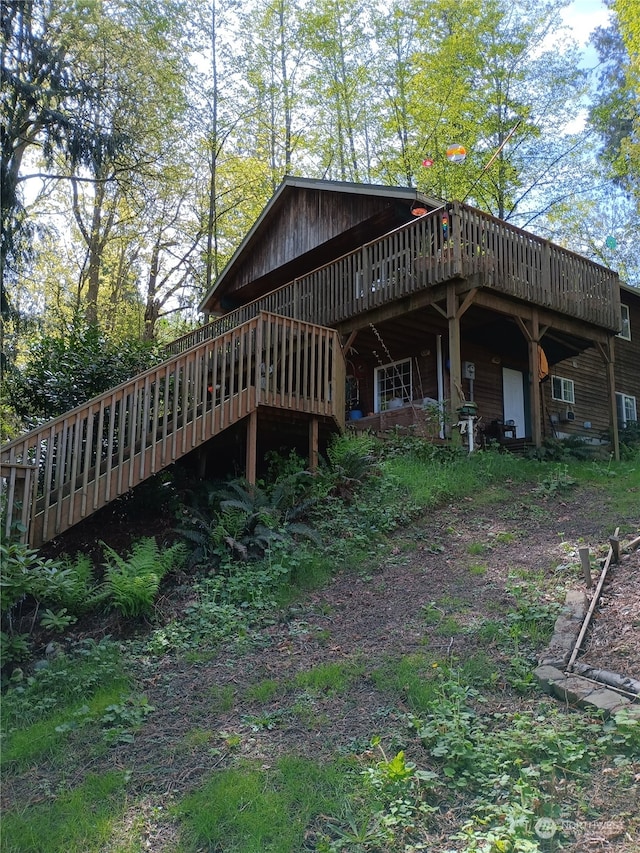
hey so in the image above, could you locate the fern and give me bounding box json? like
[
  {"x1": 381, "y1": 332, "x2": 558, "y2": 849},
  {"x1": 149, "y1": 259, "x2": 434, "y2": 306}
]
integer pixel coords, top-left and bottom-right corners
[{"x1": 101, "y1": 538, "x2": 186, "y2": 618}]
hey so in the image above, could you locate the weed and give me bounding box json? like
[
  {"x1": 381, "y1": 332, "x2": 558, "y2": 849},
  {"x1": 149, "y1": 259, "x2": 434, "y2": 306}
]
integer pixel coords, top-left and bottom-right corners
[
  {"x1": 371, "y1": 653, "x2": 440, "y2": 713},
  {"x1": 434, "y1": 614, "x2": 463, "y2": 636},
  {"x1": 99, "y1": 694, "x2": 155, "y2": 745},
  {"x1": 208, "y1": 683, "x2": 235, "y2": 712},
  {"x1": 421, "y1": 601, "x2": 444, "y2": 625},
  {"x1": 468, "y1": 562, "x2": 487, "y2": 576},
  {"x1": 293, "y1": 659, "x2": 364, "y2": 694},
  {"x1": 494, "y1": 530, "x2": 516, "y2": 544},
  {"x1": 467, "y1": 541, "x2": 488, "y2": 555},
  {"x1": 2, "y1": 638, "x2": 125, "y2": 729},
  {"x1": 244, "y1": 678, "x2": 282, "y2": 704},
  {"x1": 242, "y1": 709, "x2": 286, "y2": 731},
  {"x1": 533, "y1": 464, "x2": 578, "y2": 496}
]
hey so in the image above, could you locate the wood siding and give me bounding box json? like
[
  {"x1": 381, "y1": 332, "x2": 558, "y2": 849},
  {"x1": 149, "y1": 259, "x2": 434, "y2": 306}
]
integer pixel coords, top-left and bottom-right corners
[
  {"x1": 615, "y1": 291, "x2": 640, "y2": 405},
  {"x1": 223, "y1": 189, "x2": 401, "y2": 301}
]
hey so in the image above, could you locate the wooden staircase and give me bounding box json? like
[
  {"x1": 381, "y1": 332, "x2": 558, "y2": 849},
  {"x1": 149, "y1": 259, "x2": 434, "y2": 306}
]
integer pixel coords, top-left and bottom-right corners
[{"x1": 1, "y1": 313, "x2": 345, "y2": 549}]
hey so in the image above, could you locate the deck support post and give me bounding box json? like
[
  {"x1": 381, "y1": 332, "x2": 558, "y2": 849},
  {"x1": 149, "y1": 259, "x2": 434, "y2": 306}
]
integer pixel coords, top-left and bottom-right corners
[
  {"x1": 516, "y1": 312, "x2": 543, "y2": 448},
  {"x1": 447, "y1": 287, "x2": 463, "y2": 416},
  {"x1": 309, "y1": 417, "x2": 319, "y2": 472},
  {"x1": 246, "y1": 409, "x2": 258, "y2": 485},
  {"x1": 597, "y1": 338, "x2": 620, "y2": 462}
]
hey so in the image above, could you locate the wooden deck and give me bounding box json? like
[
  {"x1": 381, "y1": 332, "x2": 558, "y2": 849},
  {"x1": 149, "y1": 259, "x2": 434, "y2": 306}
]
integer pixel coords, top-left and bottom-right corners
[
  {"x1": 167, "y1": 202, "x2": 620, "y2": 355},
  {"x1": 1, "y1": 313, "x2": 345, "y2": 548}
]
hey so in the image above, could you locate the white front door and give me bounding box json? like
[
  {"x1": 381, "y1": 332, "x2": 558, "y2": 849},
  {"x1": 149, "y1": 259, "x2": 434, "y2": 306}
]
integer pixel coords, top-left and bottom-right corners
[{"x1": 502, "y1": 368, "x2": 526, "y2": 438}]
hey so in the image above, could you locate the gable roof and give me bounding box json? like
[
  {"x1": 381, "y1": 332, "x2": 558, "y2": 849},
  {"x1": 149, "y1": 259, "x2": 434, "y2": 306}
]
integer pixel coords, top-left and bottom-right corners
[{"x1": 199, "y1": 176, "x2": 442, "y2": 314}]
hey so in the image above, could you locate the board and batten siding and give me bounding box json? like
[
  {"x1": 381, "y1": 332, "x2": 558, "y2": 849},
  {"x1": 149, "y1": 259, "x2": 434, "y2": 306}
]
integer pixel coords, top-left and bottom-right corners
[
  {"x1": 543, "y1": 349, "x2": 611, "y2": 440},
  {"x1": 225, "y1": 189, "x2": 397, "y2": 299},
  {"x1": 615, "y1": 290, "x2": 640, "y2": 409}
]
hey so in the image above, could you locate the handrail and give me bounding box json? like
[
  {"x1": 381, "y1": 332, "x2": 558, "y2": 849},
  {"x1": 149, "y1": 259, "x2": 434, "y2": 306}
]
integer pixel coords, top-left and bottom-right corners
[
  {"x1": 1, "y1": 313, "x2": 344, "y2": 548},
  {"x1": 166, "y1": 201, "x2": 620, "y2": 356}
]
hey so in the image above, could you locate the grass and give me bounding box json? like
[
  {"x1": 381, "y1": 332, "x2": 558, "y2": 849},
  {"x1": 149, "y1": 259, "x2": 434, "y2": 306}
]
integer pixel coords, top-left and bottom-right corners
[
  {"x1": 293, "y1": 659, "x2": 365, "y2": 694},
  {"x1": 1, "y1": 772, "x2": 129, "y2": 853},
  {"x1": 176, "y1": 756, "x2": 358, "y2": 853},
  {"x1": 1, "y1": 683, "x2": 130, "y2": 768},
  {"x1": 244, "y1": 678, "x2": 282, "y2": 703},
  {"x1": 371, "y1": 653, "x2": 441, "y2": 713},
  {"x1": 207, "y1": 683, "x2": 235, "y2": 712}
]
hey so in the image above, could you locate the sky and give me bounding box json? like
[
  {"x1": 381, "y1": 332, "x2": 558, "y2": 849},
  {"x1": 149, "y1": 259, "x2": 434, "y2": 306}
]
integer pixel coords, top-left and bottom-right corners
[{"x1": 561, "y1": 0, "x2": 612, "y2": 68}]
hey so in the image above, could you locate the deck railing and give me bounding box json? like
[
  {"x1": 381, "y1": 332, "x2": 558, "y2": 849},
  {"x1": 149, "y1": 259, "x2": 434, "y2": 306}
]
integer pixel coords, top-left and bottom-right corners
[
  {"x1": 1, "y1": 313, "x2": 344, "y2": 548},
  {"x1": 167, "y1": 202, "x2": 620, "y2": 355}
]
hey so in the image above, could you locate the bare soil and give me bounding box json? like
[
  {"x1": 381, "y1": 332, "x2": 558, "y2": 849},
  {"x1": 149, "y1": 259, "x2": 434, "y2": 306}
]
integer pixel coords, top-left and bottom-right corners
[{"x1": 5, "y1": 479, "x2": 640, "y2": 851}]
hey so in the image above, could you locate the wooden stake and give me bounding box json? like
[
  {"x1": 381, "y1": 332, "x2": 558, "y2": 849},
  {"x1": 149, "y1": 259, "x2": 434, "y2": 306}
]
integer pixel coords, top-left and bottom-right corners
[
  {"x1": 578, "y1": 546, "x2": 593, "y2": 589},
  {"x1": 567, "y1": 527, "x2": 619, "y2": 672},
  {"x1": 609, "y1": 536, "x2": 620, "y2": 564}
]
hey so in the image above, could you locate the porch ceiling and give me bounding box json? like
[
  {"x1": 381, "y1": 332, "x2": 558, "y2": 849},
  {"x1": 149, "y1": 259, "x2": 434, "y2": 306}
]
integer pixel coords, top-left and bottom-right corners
[{"x1": 343, "y1": 305, "x2": 595, "y2": 367}]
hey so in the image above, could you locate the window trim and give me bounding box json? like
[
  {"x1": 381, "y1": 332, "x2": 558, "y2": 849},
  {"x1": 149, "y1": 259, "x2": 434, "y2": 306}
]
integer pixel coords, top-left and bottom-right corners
[
  {"x1": 374, "y1": 357, "x2": 412, "y2": 412},
  {"x1": 617, "y1": 304, "x2": 631, "y2": 341},
  {"x1": 616, "y1": 392, "x2": 637, "y2": 428},
  {"x1": 551, "y1": 375, "x2": 575, "y2": 405}
]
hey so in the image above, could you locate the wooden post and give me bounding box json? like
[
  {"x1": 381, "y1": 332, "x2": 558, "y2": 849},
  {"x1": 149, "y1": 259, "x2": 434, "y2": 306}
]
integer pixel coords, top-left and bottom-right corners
[
  {"x1": 309, "y1": 416, "x2": 319, "y2": 472},
  {"x1": 530, "y1": 314, "x2": 542, "y2": 448},
  {"x1": 606, "y1": 345, "x2": 620, "y2": 462},
  {"x1": 447, "y1": 286, "x2": 463, "y2": 414},
  {"x1": 609, "y1": 536, "x2": 620, "y2": 564},
  {"x1": 245, "y1": 409, "x2": 257, "y2": 485},
  {"x1": 597, "y1": 338, "x2": 620, "y2": 462},
  {"x1": 578, "y1": 546, "x2": 593, "y2": 589},
  {"x1": 567, "y1": 527, "x2": 619, "y2": 672}
]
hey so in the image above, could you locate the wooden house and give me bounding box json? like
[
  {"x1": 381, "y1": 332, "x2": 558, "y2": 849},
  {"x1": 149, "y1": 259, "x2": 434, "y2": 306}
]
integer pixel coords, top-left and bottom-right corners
[{"x1": 2, "y1": 177, "x2": 637, "y2": 548}]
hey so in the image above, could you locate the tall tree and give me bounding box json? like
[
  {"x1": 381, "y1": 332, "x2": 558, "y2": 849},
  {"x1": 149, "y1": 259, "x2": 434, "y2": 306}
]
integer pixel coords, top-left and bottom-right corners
[
  {"x1": 590, "y1": 3, "x2": 639, "y2": 208},
  {"x1": 301, "y1": 0, "x2": 371, "y2": 181},
  {"x1": 0, "y1": 0, "x2": 99, "y2": 312},
  {"x1": 236, "y1": 0, "x2": 305, "y2": 189},
  {"x1": 61, "y1": 0, "x2": 187, "y2": 325}
]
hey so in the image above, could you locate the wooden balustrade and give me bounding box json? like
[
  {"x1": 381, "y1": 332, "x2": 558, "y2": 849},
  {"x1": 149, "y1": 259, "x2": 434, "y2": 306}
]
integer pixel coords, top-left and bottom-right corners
[
  {"x1": 1, "y1": 313, "x2": 344, "y2": 548},
  {"x1": 167, "y1": 203, "x2": 619, "y2": 356}
]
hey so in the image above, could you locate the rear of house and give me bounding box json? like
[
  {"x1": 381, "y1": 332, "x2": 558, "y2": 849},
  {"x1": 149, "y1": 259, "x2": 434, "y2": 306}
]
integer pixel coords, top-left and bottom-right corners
[{"x1": 2, "y1": 177, "x2": 637, "y2": 549}]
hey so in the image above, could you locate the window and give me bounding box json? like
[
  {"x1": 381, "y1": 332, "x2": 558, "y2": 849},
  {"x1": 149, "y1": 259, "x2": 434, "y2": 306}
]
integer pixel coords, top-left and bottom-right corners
[
  {"x1": 375, "y1": 358, "x2": 412, "y2": 411},
  {"x1": 617, "y1": 304, "x2": 631, "y2": 340},
  {"x1": 551, "y1": 375, "x2": 575, "y2": 404},
  {"x1": 616, "y1": 393, "x2": 637, "y2": 428}
]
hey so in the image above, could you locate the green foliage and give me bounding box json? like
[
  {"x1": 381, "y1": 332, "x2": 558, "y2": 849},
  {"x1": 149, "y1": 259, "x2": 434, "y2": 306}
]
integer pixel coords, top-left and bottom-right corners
[
  {"x1": 6, "y1": 322, "x2": 159, "y2": 425},
  {"x1": 39, "y1": 608, "x2": 77, "y2": 633},
  {"x1": 293, "y1": 660, "x2": 365, "y2": 695},
  {"x1": 371, "y1": 653, "x2": 440, "y2": 713},
  {"x1": 176, "y1": 757, "x2": 356, "y2": 853},
  {"x1": 2, "y1": 638, "x2": 125, "y2": 730},
  {"x1": 321, "y1": 432, "x2": 380, "y2": 500},
  {"x1": 533, "y1": 463, "x2": 578, "y2": 495},
  {"x1": 527, "y1": 436, "x2": 595, "y2": 462},
  {"x1": 178, "y1": 475, "x2": 319, "y2": 570},
  {"x1": 102, "y1": 537, "x2": 187, "y2": 617},
  {"x1": 98, "y1": 694, "x2": 155, "y2": 745},
  {"x1": 619, "y1": 420, "x2": 640, "y2": 457},
  {"x1": 0, "y1": 542, "x2": 103, "y2": 668},
  {"x1": 0, "y1": 771, "x2": 129, "y2": 853}
]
